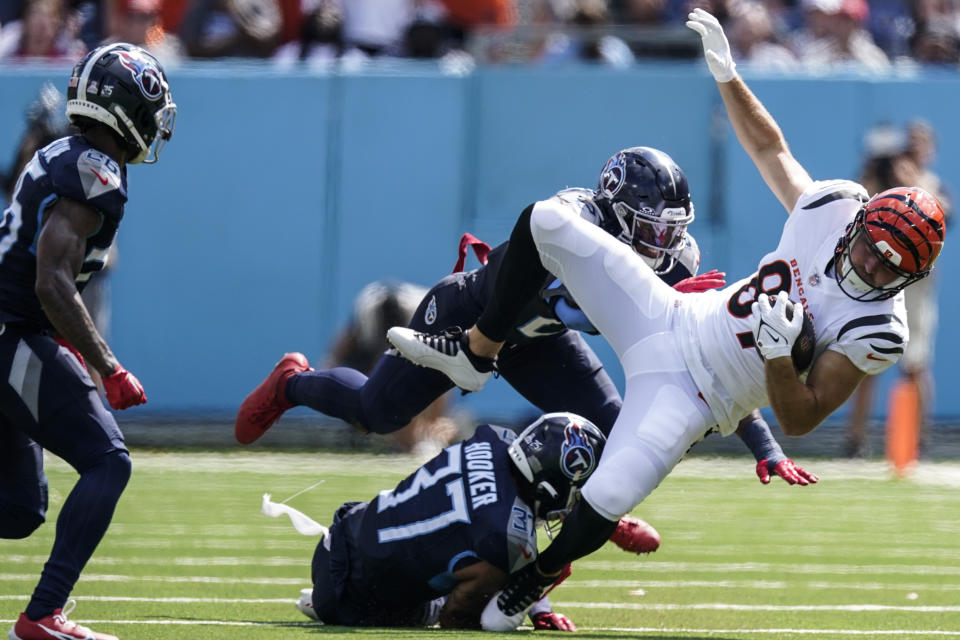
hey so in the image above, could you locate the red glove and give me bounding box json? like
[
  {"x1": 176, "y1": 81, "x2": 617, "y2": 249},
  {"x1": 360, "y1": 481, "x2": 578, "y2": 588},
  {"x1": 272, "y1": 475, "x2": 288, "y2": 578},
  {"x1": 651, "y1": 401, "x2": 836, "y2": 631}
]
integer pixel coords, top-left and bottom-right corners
[
  {"x1": 103, "y1": 365, "x2": 147, "y2": 410},
  {"x1": 672, "y1": 269, "x2": 727, "y2": 293},
  {"x1": 53, "y1": 338, "x2": 86, "y2": 370},
  {"x1": 532, "y1": 611, "x2": 577, "y2": 632},
  {"x1": 756, "y1": 459, "x2": 819, "y2": 486}
]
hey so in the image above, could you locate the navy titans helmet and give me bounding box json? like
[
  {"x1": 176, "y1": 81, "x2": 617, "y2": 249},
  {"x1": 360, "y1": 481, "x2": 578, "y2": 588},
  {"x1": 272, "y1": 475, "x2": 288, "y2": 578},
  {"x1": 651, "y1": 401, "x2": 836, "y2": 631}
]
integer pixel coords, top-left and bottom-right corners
[
  {"x1": 66, "y1": 43, "x2": 176, "y2": 164},
  {"x1": 508, "y1": 412, "x2": 606, "y2": 529},
  {"x1": 595, "y1": 146, "x2": 695, "y2": 273}
]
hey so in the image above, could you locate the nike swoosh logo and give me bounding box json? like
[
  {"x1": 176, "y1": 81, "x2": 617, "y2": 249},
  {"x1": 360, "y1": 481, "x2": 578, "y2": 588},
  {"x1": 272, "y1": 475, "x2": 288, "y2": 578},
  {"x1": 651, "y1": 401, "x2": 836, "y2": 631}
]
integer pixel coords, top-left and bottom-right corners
[
  {"x1": 37, "y1": 623, "x2": 80, "y2": 640},
  {"x1": 866, "y1": 354, "x2": 887, "y2": 361},
  {"x1": 520, "y1": 546, "x2": 532, "y2": 559},
  {"x1": 91, "y1": 168, "x2": 109, "y2": 185}
]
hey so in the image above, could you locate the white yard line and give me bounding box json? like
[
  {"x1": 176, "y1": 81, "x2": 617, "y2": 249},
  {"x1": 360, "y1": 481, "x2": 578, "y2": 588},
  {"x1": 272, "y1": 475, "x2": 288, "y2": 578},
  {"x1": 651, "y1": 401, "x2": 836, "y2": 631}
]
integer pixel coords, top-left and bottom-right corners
[
  {"x1": 555, "y1": 602, "x2": 960, "y2": 612},
  {"x1": 0, "y1": 617, "x2": 957, "y2": 635},
  {"x1": 1, "y1": 595, "x2": 956, "y2": 612},
  {"x1": 0, "y1": 574, "x2": 303, "y2": 585},
  {"x1": 578, "y1": 560, "x2": 960, "y2": 575}
]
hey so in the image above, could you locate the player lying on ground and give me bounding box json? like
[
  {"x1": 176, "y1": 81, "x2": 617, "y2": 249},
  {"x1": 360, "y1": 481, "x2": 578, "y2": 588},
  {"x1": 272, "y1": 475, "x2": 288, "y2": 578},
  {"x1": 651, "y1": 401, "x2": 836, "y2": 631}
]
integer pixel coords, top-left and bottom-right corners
[
  {"x1": 236, "y1": 148, "x2": 817, "y2": 555},
  {"x1": 1, "y1": 44, "x2": 176, "y2": 640},
  {"x1": 298, "y1": 412, "x2": 603, "y2": 631},
  {"x1": 385, "y1": 9, "x2": 945, "y2": 629}
]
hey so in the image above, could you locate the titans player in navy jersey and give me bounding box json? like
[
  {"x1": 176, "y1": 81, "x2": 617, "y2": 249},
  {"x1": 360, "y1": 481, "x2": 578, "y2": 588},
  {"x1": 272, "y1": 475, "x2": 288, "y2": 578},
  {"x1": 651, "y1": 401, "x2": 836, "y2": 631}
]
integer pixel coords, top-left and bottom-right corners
[
  {"x1": 0, "y1": 44, "x2": 176, "y2": 640},
  {"x1": 302, "y1": 412, "x2": 603, "y2": 630},
  {"x1": 236, "y1": 148, "x2": 817, "y2": 555}
]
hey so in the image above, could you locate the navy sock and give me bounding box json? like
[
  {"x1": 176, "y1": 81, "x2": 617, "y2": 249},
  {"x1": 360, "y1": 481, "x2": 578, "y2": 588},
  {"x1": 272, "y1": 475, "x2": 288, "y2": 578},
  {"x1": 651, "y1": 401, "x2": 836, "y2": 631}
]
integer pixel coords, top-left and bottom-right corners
[
  {"x1": 286, "y1": 368, "x2": 367, "y2": 426},
  {"x1": 537, "y1": 500, "x2": 618, "y2": 575},
  {"x1": 26, "y1": 450, "x2": 131, "y2": 620}
]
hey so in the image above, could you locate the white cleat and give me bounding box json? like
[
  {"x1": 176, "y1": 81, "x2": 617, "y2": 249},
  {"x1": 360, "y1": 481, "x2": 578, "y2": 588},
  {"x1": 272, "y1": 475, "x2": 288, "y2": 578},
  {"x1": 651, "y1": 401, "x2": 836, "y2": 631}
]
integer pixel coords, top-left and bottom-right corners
[
  {"x1": 386, "y1": 326, "x2": 495, "y2": 392},
  {"x1": 296, "y1": 588, "x2": 319, "y2": 621},
  {"x1": 480, "y1": 590, "x2": 527, "y2": 632}
]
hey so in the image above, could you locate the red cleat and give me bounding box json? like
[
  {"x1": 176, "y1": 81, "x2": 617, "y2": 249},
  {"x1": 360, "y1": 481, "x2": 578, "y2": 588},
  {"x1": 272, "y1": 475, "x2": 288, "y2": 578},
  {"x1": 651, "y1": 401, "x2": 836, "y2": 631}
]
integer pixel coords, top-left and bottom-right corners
[
  {"x1": 10, "y1": 602, "x2": 118, "y2": 640},
  {"x1": 235, "y1": 353, "x2": 311, "y2": 444},
  {"x1": 609, "y1": 514, "x2": 661, "y2": 554}
]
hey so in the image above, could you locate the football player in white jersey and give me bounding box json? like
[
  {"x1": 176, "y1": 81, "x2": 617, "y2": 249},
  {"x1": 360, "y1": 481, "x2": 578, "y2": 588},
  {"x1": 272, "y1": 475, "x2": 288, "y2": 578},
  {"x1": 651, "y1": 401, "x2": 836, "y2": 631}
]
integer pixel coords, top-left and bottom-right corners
[{"x1": 387, "y1": 8, "x2": 946, "y2": 629}]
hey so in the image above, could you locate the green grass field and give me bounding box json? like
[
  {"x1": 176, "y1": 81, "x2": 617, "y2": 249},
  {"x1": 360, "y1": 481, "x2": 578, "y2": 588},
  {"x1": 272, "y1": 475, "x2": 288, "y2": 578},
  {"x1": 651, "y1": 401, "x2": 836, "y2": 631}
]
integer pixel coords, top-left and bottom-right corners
[{"x1": 2, "y1": 450, "x2": 959, "y2": 639}]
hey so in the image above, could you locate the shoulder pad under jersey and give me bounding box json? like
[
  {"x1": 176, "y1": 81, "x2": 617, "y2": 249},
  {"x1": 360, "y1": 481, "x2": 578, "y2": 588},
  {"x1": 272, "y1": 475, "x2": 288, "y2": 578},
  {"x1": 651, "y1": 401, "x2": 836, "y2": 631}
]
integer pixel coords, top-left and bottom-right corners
[
  {"x1": 828, "y1": 304, "x2": 908, "y2": 375},
  {"x1": 45, "y1": 137, "x2": 127, "y2": 220},
  {"x1": 795, "y1": 179, "x2": 868, "y2": 214}
]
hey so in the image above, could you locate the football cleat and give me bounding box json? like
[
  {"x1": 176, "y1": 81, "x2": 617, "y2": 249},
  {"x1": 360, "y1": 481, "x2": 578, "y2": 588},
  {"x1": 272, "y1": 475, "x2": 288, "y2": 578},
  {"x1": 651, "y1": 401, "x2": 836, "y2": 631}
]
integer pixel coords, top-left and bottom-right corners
[
  {"x1": 609, "y1": 514, "x2": 661, "y2": 554},
  {"x1": 9, "y1": 601, "x2": 118, "y2": 640},
  {"x1": 295, "y1": 588, "x2": 319, "y2": 621},
  {"x1": 386, "y1": 326, "x2": 496, "y2": 392},
  {"x1": 235, "y1": 353, "x2": 311, "y2": 444}
]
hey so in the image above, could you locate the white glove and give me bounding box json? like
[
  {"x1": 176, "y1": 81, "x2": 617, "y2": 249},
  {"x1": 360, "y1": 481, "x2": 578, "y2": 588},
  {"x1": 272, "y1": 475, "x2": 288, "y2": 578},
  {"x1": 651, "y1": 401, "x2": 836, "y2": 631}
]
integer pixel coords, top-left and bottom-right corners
[
  {"x1": 686, "y1": 8, "x2": 737, "y2": 83},
  {"x1": 751, "y1": 291, "x2": 803, "y2": 361}
]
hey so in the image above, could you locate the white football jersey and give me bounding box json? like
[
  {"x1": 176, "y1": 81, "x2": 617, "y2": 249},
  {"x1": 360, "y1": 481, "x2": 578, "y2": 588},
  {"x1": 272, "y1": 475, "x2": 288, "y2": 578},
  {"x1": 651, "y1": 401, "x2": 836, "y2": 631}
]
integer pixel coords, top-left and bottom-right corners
[{"x1": 675, "y1": 179, "x2": 908, "y2": 435}]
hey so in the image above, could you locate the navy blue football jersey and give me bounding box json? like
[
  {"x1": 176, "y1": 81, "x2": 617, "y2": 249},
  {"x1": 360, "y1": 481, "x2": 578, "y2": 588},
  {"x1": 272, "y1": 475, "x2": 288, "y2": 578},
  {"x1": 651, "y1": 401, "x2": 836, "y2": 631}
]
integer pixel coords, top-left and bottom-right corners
[
  {"x1": 0, "y1": 135, "x2": 126, "y2": 328},
  {"x1": 353, "y1": 424, "x2": 538, "y2": 605}
]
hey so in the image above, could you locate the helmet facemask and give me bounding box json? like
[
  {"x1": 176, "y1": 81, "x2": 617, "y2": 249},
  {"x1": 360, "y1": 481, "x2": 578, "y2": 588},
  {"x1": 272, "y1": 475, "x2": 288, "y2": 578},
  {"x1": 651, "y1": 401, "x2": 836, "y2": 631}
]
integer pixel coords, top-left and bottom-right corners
[{"x1": 611, "y1": 200, "x2": 694, "y2": 272}]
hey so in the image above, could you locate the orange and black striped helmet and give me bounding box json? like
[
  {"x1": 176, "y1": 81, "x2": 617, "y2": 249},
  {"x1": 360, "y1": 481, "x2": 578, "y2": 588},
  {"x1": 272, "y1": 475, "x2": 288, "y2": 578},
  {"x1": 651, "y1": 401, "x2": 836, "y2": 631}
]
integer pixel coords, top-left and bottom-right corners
[{"x1": 835, "y1": 186, "x2": 946, "y2": 301}]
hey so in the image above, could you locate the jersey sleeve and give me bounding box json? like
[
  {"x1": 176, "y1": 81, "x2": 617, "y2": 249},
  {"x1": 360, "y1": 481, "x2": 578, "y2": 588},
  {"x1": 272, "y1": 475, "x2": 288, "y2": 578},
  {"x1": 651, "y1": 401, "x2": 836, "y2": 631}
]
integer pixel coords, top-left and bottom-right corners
[
  {"x1": 827, "y1": 308, "x2": 909, "y2": 375},
  {"x1": 48, "y1": 146, "x2": 127, "y2": 222},
  {"x1": 792, "y1": 180, "x2": 868, "y2": 217},
  {"x1": 474, "y1": 496, "x2": 537, "y2": 575}
]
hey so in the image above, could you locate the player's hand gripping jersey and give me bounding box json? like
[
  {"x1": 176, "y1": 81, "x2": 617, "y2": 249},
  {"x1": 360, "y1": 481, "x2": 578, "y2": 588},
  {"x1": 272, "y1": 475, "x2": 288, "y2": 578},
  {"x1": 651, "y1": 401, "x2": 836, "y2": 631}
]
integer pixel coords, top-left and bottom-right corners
[
  {"x1": 0, "y1": 135, "x2": 125, "y2": 328},
  {"x1": 676, "y1": 180, "x2": 908, "y2": 434}
]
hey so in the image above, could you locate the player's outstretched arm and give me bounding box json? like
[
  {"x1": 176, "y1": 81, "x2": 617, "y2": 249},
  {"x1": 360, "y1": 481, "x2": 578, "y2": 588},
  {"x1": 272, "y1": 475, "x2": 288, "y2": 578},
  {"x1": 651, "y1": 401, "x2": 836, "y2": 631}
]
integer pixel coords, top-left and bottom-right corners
[
  {"x1": 736, "y1": 411, "x2": 819, "y2": 485},
  {"x1": 439, "y1": 560, "x2": 508, "y2": 630},
  {"x1": 686, "y1": 8, "x2": 812, "y2": 214},
  {"x1": 36, "y1": 198, "x2": 146, "y2": 409}
]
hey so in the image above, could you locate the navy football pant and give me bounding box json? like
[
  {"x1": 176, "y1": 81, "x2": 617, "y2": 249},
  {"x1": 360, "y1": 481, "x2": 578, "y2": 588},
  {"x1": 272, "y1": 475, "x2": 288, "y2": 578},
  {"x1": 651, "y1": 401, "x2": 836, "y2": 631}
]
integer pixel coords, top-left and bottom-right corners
[
  {"x1": 311, "y1": 502, "x2": 436, "y2": 627},
  {"x1": 0, "y1": 328, "x2": 130, "y2": 619},
  {"x1": 286, "y1": 273, "x2": 622, "y2": 436}
]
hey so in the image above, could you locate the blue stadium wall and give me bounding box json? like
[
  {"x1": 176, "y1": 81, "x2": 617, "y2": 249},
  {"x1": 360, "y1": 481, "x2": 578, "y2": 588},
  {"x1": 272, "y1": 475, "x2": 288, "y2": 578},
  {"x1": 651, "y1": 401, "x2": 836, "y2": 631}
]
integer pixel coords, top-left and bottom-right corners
[{"x1": 1, "y1": 62, "x2": 957, "y2": 423}]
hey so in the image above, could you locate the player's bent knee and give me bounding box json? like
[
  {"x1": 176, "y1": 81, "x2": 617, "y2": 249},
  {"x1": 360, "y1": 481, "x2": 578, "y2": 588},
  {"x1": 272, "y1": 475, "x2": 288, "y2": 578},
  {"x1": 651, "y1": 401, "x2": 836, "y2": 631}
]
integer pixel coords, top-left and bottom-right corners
[
  {"x1": 0, "y1": 504, "x2": 45, "y2": 539},
  {"x1": 80, "y1": 449, "x2": 132, "y2": 493}
]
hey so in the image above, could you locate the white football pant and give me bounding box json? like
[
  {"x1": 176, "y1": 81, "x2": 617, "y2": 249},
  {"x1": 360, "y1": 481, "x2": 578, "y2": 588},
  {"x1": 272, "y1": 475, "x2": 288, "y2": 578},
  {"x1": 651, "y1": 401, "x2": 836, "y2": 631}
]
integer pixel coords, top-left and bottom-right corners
[{"x1": 529, "y1": 200, "x2": 715, "y2": 521}]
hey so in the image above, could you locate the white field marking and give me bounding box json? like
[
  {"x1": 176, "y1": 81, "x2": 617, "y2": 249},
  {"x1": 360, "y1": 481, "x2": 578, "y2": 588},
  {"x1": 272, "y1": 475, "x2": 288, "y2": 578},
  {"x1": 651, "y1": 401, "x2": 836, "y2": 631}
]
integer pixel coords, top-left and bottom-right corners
[
  {"x1": 578, "y1": 560, "x2": 960, "y2": 575},
  {"x1": 583, "y1": 628, "x2": 960, "y2": 636},
  {"x1": 1, "y1": 554, "x2": 304, "y2": 567},
  {"x1": 37, "y1": 450, "x2": 960, "y2": 484},
  {"x1": 675, "y1": 545, "x2": 960, "y2": 561},
  {"x1": 0, "y1": 619, "x2": 317, "y2": 628},
  {"x1": 105, "y1": 524, "x2": 295, "y2": 536},
  {"x1": 565, "y1": 579, "x2": 960, "y2": 591},
  {"x1": 101, "y1": 538, "x2": 308, "y2": 551},
  {"x1": 0, "y1": 618, "x2": 957, "y2": 636},
  {"x1": 554, "y1": 602, "x2": 960, "y2": 612},
  {"x1": 0, "y1": 596, "x2": 293, "y2": 604},
  {"x1": 0, "y1": 574, "x2": 303, "y2": 585},
  {"x1": 42, "y1": 450, "x2": 419, "y2": 475}
]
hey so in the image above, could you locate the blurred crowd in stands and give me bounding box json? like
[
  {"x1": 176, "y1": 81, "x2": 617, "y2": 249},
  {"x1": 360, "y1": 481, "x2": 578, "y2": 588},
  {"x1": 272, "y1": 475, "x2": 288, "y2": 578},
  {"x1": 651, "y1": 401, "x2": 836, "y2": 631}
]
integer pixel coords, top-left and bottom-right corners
[{"x1": 0, "y1": 0, "x2": 958, "y2": 69}]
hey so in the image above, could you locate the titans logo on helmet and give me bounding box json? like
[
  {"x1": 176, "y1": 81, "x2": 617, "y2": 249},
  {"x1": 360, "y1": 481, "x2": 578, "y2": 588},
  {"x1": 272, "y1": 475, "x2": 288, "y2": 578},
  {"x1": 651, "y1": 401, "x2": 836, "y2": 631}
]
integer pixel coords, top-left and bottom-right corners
[
  {"x1": 560, "y1": 424, "x2": 597, "y2": 481},
  {"x1": 117, "y1": 50, "x2": 163, "y2": 101},
  {"x1": 599, "y1": 154, "x2": 626, "y2": 198}
]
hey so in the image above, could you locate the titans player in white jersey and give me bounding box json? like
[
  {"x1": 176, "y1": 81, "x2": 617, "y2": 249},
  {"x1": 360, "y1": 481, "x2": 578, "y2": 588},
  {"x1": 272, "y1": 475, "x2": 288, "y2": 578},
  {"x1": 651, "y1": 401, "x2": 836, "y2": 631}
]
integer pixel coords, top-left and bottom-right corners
[
  {"x1": 0, "y1": 44, "x2": 175, "y2": 640},
  {"x1": 387, "y1": 9, "x2": 946, "y2": 628}
]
